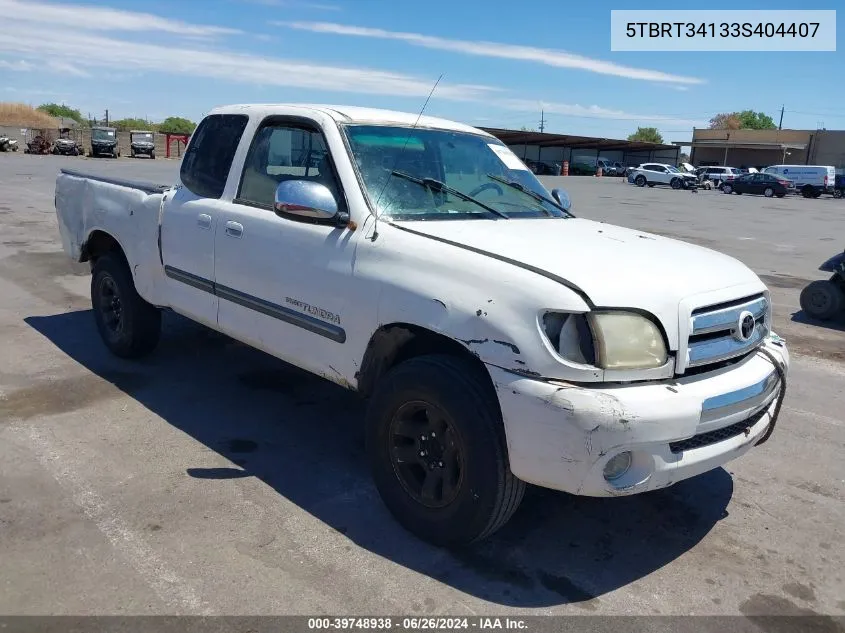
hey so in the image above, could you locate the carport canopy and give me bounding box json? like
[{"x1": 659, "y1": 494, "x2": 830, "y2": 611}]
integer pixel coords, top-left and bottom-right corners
[{"x1": 481, "y1": 127, "x2": 679, "y2": 153}]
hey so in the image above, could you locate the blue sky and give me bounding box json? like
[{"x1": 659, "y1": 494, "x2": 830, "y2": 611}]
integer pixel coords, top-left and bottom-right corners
[{"x1": 0, "y1": 0, "x2": 841, "y2": 141}]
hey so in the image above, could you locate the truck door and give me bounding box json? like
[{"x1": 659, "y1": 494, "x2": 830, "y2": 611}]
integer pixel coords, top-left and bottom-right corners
[
  {"x1": 213, "y1": 117, "x2": 360, "y2": 380},
  {"x1": 160, "y1": 114, "x2": 249, "y2": 328}
]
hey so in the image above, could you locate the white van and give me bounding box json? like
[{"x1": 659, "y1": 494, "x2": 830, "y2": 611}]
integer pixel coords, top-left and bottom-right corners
[{"x1": 762, "y1": 165, "x2": 836, "y2": 197}]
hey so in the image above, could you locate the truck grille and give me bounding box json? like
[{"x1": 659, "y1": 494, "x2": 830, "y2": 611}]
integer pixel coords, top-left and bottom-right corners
[
  {"x1": 669, "y1": 406, "x2": 769, "y2": 453},
  {"x1": 682, "y1": 294, "x2": 769, "y2": 372}
]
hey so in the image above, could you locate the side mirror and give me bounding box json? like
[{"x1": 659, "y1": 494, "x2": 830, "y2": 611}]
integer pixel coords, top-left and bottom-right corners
[
  {"x1": 274, "y1": 180, "x2": 344, "y2": 224},
  {"x1": 551, "y1": 188, "x2": 571, "y2": 211}
]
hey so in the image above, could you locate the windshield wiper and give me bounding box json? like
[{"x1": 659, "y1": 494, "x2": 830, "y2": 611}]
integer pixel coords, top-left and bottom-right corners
[
  {"x1": 390, "y1": 170, "x2": 509, "y2": 219},
  {"x1": 485, "y1": 173, "x2": 570, "y2": 216}
]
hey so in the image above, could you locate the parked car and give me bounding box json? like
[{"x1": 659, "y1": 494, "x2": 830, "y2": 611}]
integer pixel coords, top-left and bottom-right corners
[
  {"x1": 130, "y1": 130, "x2": 156, "y2": 159},
  {"x1": 55, "y1": 103, "x2": 789, "y2": 546},
  {"x1": 525, "y1": 159, "x2": 559, "y2": 175},
  {"x1": 90, "y1": 126, "x2": 119, "y2": 158},
  {"x1": 629, "y1": 163, "x2": 698, "y2": 189},
  {"x1": 695, "y1": 166, "x2": 743, "y2": 189},
  {"x1": 721, "y1": 172, "x2": 793, "y2": 198},
  {"x1": 833, "y1": 174, "x2": 845, "y2": 199},
  {"x1": 799, "y1": 248, "x2": 845, "y2": 320},
  {"x1": 762, "y1": 165, "x2": 836, "y2": 198}
]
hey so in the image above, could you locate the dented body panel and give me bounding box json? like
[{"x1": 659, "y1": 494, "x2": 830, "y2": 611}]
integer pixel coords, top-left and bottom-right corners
[{"x1": 55, "y1": 103, "x2": 790, "y2": 500}]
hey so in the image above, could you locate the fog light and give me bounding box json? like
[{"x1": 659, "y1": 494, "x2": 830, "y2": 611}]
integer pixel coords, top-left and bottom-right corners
[{"x1": 603, "y1": 451, "x2": 632, "y2": 482}]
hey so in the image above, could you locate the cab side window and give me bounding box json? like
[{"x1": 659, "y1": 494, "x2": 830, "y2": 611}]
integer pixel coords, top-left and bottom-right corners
[
  {"x1": 180, "y1": 114, "x2": 249, "y2": 199},
  {"x1": 237, "y1": 123, "x2": 343, "y2": 210}
]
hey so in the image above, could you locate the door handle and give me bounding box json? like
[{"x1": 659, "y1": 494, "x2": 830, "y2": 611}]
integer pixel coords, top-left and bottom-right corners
[
  {"x1": 197, "y1": 213, "x2": 212, "y2": 230},
  {"x1": 225, "y1": 221, "x2": 244, "y2": 238}
]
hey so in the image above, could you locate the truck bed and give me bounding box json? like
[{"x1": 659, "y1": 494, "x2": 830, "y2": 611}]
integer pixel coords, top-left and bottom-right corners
[{"x1": 55, "y1": 168, "x2": 172, "y2": 306}]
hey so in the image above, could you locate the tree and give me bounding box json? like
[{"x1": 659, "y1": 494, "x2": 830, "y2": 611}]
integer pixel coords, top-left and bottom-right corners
[
  {"x1": 37, "y1": 102, "x2": 84, "y2": 124},
  {"x1": 709, "y1": 110, "x2": 776, "y2": 130},
  {"x1": 112, "y1": 118, "x2": 158, "y2": 132},
  {"x1": 519, "y1": 125, "x2": 537, "y2": 132},
  {"x1": 159, "y1": 116, "x2": 196, "y2": 135},
  {"x1": 736, "y1": 110, "x2": 776, "y2": 130},
  {"x1": 709, "y1": 113, "x2": 741, "y2": 129},
  {"x1": 627, "y1": 127, "x2": 663, "y2": 144},
  {"x1": 679, "y1": 152, "x2": 690, "y2": 163}
]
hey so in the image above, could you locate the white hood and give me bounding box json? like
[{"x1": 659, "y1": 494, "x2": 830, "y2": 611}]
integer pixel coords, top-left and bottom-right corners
[{"x1": 400, "y1": 217, "x2": 765, "y2": 342}]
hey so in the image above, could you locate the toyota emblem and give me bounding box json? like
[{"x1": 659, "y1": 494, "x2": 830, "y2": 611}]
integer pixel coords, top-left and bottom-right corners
[{"x1": 735, "y1": 311, "x2": 756, "y2": 342}]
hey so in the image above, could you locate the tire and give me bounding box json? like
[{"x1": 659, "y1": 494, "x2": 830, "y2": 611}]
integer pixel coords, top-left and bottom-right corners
[
  {"x1": 131, "y1": 151, "x2": 136, "y2": 158},
  {"x1": 647, "y1": 183, "x2": 655, "y2": 188},
  {"x1": 91, "y1": 253, "x2": 161, "y2": 358},
  {"x1": 150, "y1": 152, "x2": 155, "y2": 160},
  {"x1": 670, "y1": 178, "x2": 682, "y2": 190},
  {"x1": 366, "y1": 354, "x2": 525, "y2": 546},
  {"x1": 634, "y1": 175, "x2": 646, "y2": 187},
  {"x1": 833, "y1": 189, "x2": 843, "y2": 199},
  {"x1": 799, "y1": 279, "x2": 844, "y2": 321},
  {"x1": 802, "y1": 186, "x2": 814, "y2": 198},
  {"x1": 776, "y1": 193, "x2": 785, "y2": 198},
  {"x1": 764, "y1": 187, "x2": 774, "y2": 197},
  {"x1": 722, "y1": 184, "x2": 733, "y2": 194}
]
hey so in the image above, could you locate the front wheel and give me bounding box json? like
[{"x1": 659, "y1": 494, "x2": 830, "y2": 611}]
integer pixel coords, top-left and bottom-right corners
[
  {"x1": 800, "y1": 279, "x2": 844, "y2": 321},
  {"x1": 634, "y1": 175, "x2": 646, "y2": 187},
  {"x1": 723, "y1": 184, "x2": 733, "y2": 194},
  {"x1": 670, "y1": 178, "x2": 682, "y2": 190},
  {"x1": 91, "y1": 254, "x2": 161, "y2": 358},
  {"x1": 833, "y1": 189, "x2": 843, "y2": 199},
  {"x1": 366, "y1": 354, "x2": 525, "y2": 546}
]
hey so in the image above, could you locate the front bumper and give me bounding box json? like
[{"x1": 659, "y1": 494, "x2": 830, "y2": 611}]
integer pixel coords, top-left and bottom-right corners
[{"x1": 491, "y1": 335, "x2": 788, "y2": 496}]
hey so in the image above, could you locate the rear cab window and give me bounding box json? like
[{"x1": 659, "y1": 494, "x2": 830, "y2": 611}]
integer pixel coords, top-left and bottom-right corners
[{"x1": 180, "y1": 114, "x2": 249, "y2": 199}]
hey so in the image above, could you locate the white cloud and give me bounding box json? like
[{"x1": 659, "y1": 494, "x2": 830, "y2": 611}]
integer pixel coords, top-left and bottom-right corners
[
  {"x1": 0, "y1": 58, "x2": 34, "y2": 71},
  {"x1": 495, "y1": 98, "x2": 703, "y2": 127},
  {"x1": 0, "y1": 25, "x2": 497, "y2": 102},
  {"x1": 0, "y1": 0, "x2": 241, "y2": 37},
  {"x1": 280, "y1": 21, "x2": 706, "y2": 85},
  {"x1": 0, "y1": 1, "x2": 703, "y2": 129},
  {"x1": 242, "y1": 0, "x2": 340, "y2": 9}
]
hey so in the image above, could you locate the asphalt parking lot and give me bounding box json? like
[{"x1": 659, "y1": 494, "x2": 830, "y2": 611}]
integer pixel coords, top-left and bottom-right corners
[{"x1": 1, "y1": 154, "x2": 844, "y2": 619}]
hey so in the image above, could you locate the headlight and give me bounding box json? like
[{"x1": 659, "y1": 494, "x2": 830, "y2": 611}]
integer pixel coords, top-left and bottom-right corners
[
  {"x1": 542, "y1": 311, "x2": 667, "y2": 370},
  {"x1": 589, "y1": 312, "x2": 667, "y2": 369}
]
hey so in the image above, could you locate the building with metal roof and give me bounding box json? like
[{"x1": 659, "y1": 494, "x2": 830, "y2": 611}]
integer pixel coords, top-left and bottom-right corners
[{"x1": 481, "y1": 127, "x2": 681, "y2": 174}]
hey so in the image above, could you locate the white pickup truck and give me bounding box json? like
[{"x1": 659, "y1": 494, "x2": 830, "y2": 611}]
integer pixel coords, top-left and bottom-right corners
[{"x1": 55, "y1": 104, "x2": 789, "y2": 545}]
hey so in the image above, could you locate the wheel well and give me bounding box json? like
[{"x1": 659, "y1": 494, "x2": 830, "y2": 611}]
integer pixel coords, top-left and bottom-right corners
[
  {"x1": 356, "y1": 323, "x2": 493, "y2": 399},
  {"x1": 80, "y1": 230, "x2": 125, "y2": 264}
]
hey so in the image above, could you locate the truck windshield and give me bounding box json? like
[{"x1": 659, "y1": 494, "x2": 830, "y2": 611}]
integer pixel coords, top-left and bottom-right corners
[
  {"x1": 92, "y1": 129, "x2": 115, "y2": 141},
  {"x1": 342, "y1": 124, "x2": 570, "y2": 220},
  {"x1": 133, "y1": 133, "x2": 153, "y2": 142}
]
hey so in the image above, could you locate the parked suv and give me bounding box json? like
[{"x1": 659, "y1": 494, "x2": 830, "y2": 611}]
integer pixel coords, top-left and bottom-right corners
[
  {"x1": 695, "y1": 166, "x2": 742, "y2": 189},
  {"x1": 629, "y1": 163, "x2": 698, "y2": 189}
]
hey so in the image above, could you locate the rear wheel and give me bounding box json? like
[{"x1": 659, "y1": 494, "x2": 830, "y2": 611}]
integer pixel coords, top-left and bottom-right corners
[
  {"x1": 634, "y1": 175, "x2": 646, "y2": 187},
  {"x1": 723, "y1": 184, "x2": 733, "y2": 194},
  {"x1": 802, "y1": 186, "x2": 814, "y2": 198},
  {"x1": 91, "y1": 254, "x2": 161, "y2": 358},
  {"x1": 366, "y1": 354, "x2": 525, "y2": 546},
  {"x1": 764, "y1": 187, "x2": 774, "y2": 197},
  {"x1": 833, "y1": 189, "x2": 843, "y2": 199},
  {"x1": 800, "y1": 279, "x2": 844, "y2": 321}
]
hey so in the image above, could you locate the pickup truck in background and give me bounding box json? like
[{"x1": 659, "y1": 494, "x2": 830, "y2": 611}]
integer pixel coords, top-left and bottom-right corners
[{"x1": 55, "y1": 104, "x2": 789, "y2": 546}]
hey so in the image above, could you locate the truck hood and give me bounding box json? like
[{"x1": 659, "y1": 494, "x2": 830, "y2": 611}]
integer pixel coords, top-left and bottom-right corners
[{"x1": 398, "y1": 217, "x2": 765, "y2": 344}]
